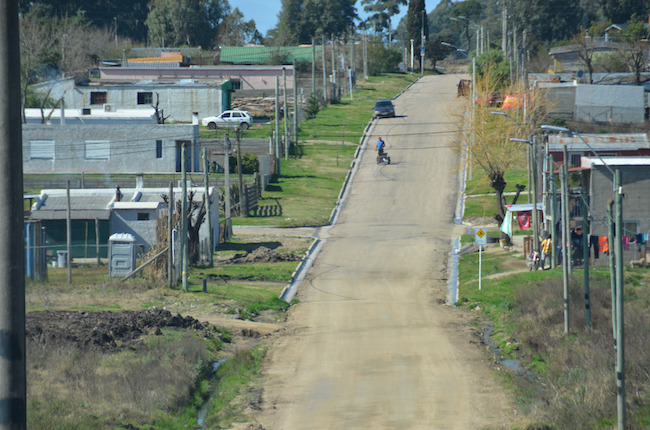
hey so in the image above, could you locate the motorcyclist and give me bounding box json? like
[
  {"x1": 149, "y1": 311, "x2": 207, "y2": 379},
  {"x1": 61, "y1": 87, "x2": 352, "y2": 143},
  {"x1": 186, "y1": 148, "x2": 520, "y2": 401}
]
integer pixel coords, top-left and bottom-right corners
[{"x1": 376, "y1": 137, "x2": 386, "y2": 155}]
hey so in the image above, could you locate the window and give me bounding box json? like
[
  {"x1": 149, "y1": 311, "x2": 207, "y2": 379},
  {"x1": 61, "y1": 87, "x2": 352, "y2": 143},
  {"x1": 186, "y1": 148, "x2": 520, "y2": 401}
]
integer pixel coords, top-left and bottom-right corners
[
  {"x1": 90, "y1": 92, "x2": 107, "y2": 105},
  {"x1": 569, "y1": 153, "x2": 581, "y2": 167},
  {"x1": 221, "y1": 112, "x2": 231, "y2": 118},
  {"x1": 137, "y1": 92, "x2": 153, "y2": 105},
  {"x1": 156, "y1": 140, "x2": 163, "y2": 158},
  {"x1": 623, "y1": 221, "x2": 638, "y2": 236},
  {"x1": 137, "y1": 213, "x2": 150, "y2": 221},
  {"x1": 84, "y1": 140, "x2": 109, "y2": 160},
  {"x1": 29, "y1": 140, "x2": 54, "y2": 160},
  {"x1": 231, "y1": 79, "x2": 242, "y2": 90}
]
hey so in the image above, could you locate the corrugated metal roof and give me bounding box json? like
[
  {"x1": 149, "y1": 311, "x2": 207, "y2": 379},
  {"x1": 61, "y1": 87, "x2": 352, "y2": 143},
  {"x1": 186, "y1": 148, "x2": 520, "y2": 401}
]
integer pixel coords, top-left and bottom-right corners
[
  {"x1": 548, "y1": 134, "x2": 650, "y2": 151},
  {"x1": 29, "y1": 187, "x2": 214, "y2": 221},
  {"x1": 220, "y1": 46, "x2": 322, "y2": 64}
]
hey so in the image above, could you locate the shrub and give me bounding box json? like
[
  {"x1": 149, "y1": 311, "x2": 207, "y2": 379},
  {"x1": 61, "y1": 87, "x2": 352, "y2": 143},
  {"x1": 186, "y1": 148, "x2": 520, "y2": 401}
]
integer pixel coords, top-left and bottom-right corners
[{"x1": 228, "y1": 153, "x2": 259, "y2": 174}]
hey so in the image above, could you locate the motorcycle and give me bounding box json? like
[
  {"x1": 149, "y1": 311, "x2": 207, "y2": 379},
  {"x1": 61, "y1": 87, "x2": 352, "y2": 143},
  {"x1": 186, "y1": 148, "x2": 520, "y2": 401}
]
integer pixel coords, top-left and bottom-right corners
[{"x1": 376, "y1": 147, "x2": 391, "y2": 165}]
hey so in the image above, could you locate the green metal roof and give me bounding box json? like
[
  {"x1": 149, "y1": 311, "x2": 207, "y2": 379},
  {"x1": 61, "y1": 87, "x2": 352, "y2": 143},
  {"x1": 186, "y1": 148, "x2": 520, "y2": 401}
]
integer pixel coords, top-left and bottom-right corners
[{"x1": 220, "y1": 46, "x2": 322, "y2": 64}]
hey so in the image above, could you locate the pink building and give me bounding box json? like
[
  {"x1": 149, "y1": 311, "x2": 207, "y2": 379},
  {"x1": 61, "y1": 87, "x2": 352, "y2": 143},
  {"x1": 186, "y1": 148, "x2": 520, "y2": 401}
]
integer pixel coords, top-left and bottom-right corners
[{"x1": 99, "y1": 65, "x2": 294, "y2": 92}]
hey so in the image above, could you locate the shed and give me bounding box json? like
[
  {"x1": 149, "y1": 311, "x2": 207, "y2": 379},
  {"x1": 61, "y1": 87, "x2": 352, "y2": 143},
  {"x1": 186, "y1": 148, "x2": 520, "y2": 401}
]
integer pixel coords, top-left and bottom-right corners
[{"x1": 574, "y1": 84, "x2": 644, "y2": 124}]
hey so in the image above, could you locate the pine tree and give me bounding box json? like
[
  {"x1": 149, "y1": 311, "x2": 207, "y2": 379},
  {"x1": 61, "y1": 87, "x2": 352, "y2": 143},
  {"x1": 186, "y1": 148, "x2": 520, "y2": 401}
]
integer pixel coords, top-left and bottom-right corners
[{"x1": 406, "y1": 0, "x2": 428, "y2": 68}]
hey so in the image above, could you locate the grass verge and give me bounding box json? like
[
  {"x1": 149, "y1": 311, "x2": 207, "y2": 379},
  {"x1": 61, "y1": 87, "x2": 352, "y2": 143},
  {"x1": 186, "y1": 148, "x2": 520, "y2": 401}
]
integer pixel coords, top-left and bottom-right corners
[{"x1": 456, "y1": 248, "x2": 650, "y2": 429}]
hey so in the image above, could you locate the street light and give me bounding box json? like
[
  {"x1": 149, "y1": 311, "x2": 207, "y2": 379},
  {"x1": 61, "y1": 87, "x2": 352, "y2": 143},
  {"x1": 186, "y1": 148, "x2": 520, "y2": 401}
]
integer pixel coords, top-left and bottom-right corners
[{"x1": 441, "y1": 42, "x2": 468, "y2": 57}]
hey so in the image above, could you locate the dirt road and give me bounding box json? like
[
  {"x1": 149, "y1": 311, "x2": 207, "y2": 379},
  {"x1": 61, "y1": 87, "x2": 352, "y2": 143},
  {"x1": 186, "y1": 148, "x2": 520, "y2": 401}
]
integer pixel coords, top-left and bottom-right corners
[{"x1": 255, "y1": 75, "x2": 516, "y2": 429}]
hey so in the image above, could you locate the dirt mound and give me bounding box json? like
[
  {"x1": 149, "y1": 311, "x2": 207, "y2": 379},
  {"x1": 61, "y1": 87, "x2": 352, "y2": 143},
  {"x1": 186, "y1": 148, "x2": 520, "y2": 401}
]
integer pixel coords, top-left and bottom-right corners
[
  {"x1": 26, "y1": 308, "x2": 216, "y2": 352},
  {"x1": 224, "y1": 246, "x2": 302, "y2": 264}
]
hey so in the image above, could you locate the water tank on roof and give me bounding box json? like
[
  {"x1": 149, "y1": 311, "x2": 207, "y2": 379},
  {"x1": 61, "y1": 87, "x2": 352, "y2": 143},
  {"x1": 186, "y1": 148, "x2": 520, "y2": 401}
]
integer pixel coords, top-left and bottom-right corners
[{"x1": 109, "y1": 233, "x2": 136, "y2": 278}]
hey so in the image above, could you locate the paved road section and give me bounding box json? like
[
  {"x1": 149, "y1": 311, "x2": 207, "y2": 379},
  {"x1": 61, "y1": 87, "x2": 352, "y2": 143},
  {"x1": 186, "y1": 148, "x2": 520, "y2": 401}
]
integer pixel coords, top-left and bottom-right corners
[{"x1": 255, "y1": 75, "x2": 515, "y2": 429}]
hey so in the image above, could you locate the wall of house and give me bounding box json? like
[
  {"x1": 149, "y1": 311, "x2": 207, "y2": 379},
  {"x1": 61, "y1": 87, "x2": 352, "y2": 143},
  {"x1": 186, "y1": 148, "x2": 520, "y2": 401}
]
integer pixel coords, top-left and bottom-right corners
[
  {"x1": 23, "y1": 123, "x2": 200, "y2": 174},
  {"x1": 575, "y1": 85, "x2": 644, "y2": 123},
  {"x1": 111, "y1": 209, "x2": 159, "y2": 254},
  {"x1": 589, "y1": 165, "x2": 650, "y2": 238},
  {"x1": 99, "y1": 67, "x2": 294, "y2": 91},
  {"x1": 73, "y1": 85, "x2": 225, "y2": 123}
]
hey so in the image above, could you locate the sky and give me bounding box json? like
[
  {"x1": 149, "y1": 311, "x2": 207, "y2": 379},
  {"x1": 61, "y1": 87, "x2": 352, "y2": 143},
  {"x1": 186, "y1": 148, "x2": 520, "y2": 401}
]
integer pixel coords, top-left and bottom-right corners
[{"x1": 231, "y1": 0, "x2": 415, "y2": 37}]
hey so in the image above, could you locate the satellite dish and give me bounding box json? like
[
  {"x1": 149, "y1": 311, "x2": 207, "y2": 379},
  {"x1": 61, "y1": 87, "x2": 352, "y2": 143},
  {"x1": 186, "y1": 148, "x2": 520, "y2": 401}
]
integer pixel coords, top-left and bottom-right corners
[{"x1": 576, "y1": 70, "x2": 585, "y2": 78}]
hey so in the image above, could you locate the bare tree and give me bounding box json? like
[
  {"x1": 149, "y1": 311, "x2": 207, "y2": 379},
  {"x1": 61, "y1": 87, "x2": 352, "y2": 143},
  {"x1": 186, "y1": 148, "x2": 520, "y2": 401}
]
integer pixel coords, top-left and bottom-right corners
[
  {"x1": 573, "y1": 28, "x2": 596, "y2": 84},
  {"x1": 19, "y1": 15, "x2": 57, "y2": 121},
  {"x1": 617, "y1": 21, "x2": 649, "y2": 84},
  {"x1": 463, "y1": 62, "x2": 551, "y2": 224}
]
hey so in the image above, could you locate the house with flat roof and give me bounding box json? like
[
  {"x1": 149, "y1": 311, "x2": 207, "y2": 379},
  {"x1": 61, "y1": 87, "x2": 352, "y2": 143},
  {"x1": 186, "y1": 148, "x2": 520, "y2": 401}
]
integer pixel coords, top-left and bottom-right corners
[
  {"x1": 29, "y1": 186, "x2": 219, "y2": 259},
  {"x1": 99, "y1": 64, "x2": 294, "y2": 93},
  {"x1": 580, "y1": 156, "x2": 650, "y2": 263},
  {"x1": 32, "y1": 77, "x2": 231, "y2": 123},
  {"x1": 23, "y1": 121, "x2": 201, "y2": 174}
]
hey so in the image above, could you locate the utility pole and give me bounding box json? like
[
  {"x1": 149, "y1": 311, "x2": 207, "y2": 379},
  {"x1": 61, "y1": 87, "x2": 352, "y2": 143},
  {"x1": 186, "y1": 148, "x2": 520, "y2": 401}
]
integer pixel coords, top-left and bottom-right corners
[
  {"x1": 293, "y1": 61, "x2": 298, "y2": 147},
  {"x1": 0, "y1": 3, "x2": 26, "y2": 424},
  {"x1": 608, "y1": 202, "x2": 616, "y2": 345},
  {"x1": 563, "y1": 144, "x2": 572, "y2": 276},
  {"x1": 420, "y1": 9, "x2": 425, "y2": 77},
  {"x1": 331, "y1": 36, "x2": 336, "y2": 99},
  {"x1": 274, "y1": 77, "x2": 281, "y2": 175},
  {"x1": 181, "y1": 143, "x2": 188, "y2": 291},
  {"x1": 224, "y1": 134, "x2": 232, "y2": 241},
  {"x1": 66, "y1": 181, "x2": 72, "y2": 285},
  {"x1": 236, "y1": 129, "x2": 246, "y2": 218},
  {"x1": 322, "y1": 37, "x2": 328, "y2": 104},
  {"x1": 501, "y1": 0, "x2": 507, "y2": 53},
  {"x1": 349, "y1": 31, "x2": 355, "y2": 79},
  {"x1": 614, "y1": 169, "x2": 625, "y2": 430},
  {"x1": 531, "y1": 136, "x2": 539, "y2": 257},
  {"x1": 203, "y1": 147, "x2": 213, "y2": 266},
  {"x1": 168, "y1": 182, "x2": 174, "y2": 288},
  {"x1": 282, "y1": 67, "x2": 289, "y2": 160},
  {"x1": 363, "y1": 32, "x2": 368, "y2": 80},
  {"x1": 311, "y1": 37, "x2": 316, "y2": 96},
  {"x1": 581, "y1": 184, "x2": 591, "y2": 330},
  {"x1": 550, "y1": 166, "x2": 557, "y2": 268},
  {"x1": 560, "y1": 161, "x2": 570, "y2": 334}
]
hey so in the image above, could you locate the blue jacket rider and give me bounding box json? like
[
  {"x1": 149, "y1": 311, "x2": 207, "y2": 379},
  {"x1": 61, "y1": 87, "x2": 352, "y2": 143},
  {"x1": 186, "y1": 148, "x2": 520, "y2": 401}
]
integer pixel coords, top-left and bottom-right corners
[{"x1": 377, "y1": 137, "x2": 385, "y2": 153}]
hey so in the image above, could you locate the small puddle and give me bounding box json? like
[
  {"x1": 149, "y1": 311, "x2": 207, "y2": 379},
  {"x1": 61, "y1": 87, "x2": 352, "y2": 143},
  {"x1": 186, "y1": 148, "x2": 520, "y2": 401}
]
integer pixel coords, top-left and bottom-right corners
[
  {"x1": 196, "y1": 359, "x2": 228, "y2": 429},
  {"x1": 483, "y1": 326, "x2": 532, "y2": 377}
]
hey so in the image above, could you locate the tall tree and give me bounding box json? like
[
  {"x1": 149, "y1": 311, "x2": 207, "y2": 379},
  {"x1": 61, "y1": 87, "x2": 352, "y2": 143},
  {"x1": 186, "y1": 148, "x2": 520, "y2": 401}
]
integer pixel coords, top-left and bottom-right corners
[
  {"x1": 20, "y1": 0, "x2": 151, "y2": 42},
  {"x1": 360, "y1": 0, "x2": 407, "y2": 33},
  {"x1": 406, "y1": 0, "x2": 428, "y2": 67},
  {"x1": 216, "y1": 8, "x2": 262, "y2": 45},
  {"x1": 275, "y1": 0, "x2": 357, "y2": 44},
  {"x1": 450, "y1": 0, "x2": 481, "y2": 52},
  {"x1": 146, "y1": 0, "x2": 229, "y2": 48},
  {"x1": 276, "y1": 0, "x2": 306, "y2": 45},
  {"x1": 510, "y1": 0, "x2": 583, "y2": 42},
  {"x1": 602, "y1": 0, "x2": 650, "y2": 24}
]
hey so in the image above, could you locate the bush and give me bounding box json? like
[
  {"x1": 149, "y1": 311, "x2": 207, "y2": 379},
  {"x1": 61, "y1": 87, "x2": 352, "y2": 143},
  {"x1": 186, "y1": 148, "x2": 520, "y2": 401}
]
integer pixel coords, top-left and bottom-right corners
[
  {"x1": 228, "y1": 153, "x2": 259, "y2": 174},
  {"x1": 367, "y1": 40, "x2": 402, "y2": 76},
  {"x1": 305, "y1": 92, "x2": 321, "y2": 118}
]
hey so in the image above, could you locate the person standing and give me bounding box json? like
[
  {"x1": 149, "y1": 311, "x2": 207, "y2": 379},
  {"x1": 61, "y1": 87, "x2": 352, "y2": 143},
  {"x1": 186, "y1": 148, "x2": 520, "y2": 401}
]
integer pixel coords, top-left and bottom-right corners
[{"x1": 541, "y1": 236, "x2": 552, "y2": 270}]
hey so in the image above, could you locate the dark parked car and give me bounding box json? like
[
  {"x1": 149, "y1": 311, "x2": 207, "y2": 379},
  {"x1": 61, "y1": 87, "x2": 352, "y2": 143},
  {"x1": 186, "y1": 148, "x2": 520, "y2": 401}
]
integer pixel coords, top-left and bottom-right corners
[{"x1": 373, "y1": 99, "x2": 395, "y2": 118}]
